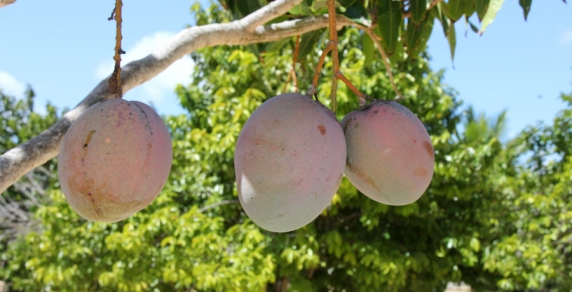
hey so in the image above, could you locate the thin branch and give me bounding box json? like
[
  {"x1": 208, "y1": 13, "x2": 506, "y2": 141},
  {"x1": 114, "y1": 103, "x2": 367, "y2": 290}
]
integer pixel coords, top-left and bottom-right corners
[
  {"x1": 335, "y1": 72, "x2": 366, "y2": 100},
  {"x1": 0, "y1": 3, "x2": 353, "y2": 194},
  {"x1": 24, "y1": 172, "x2": 46, "y2": 196},
  {"x1": 0, "y1": 195, "x2": 28, "y2": 221},
  {"x1": 352, "y1": 21, "x2": 404, "y2": 100},
  {"x1": 308, "y1": 3, "x2": 367, "y2": 108},
  {"x1": 12, "y1": 182, "x2": 41, "y2": 206},
  {"x1": 328, "y1": 0, "x2": 340, "y2": 111},
  {"x1": 309, "y1": 41, "x2": 336, "y2": 95},
  {"x1": 292, "y1": 35, "x2": 300, "y2": 92},
  {"x1": 283, "y1": 35, "x2": 301, "y2": 93},
  {"x1": 36, "y1": 166, "x2": 56, "y2": 179},
  {"x1": 244, "y1": 0, "x2": 302, "y2": 32},
  {"x1": 198, "y1": 199, "x2": 240, "y2": 213},
  {"x1": 0, "y1": 0, "x2": 16, "y2": 9},
  {"x1": 108, "y1": 0, "x2": 124, "y2": 97}
]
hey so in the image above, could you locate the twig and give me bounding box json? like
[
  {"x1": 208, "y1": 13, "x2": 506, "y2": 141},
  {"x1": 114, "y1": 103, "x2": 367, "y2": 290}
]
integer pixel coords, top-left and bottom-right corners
[
  {"x1": 108, "y1": 0, "x2": 124, "y2": 97},
  {"x1": 283, "y1": 69, "x2": 292, "y2": 93},
  {"x1": 308, "y1": 41, "x2": 336, "y2": 96},
  {"x1": 107, "y1": 8, "x2": 116, "y2": 21},
  {"x1": 0, "y1": 0, "x2": 16, "y2": 9},
  {"x1": 307, "y1": 1, "x2": 368, "y2": 108},
  {"x1": 25, "y1": 172, "x2": 46, "y2": 196},
  {"x1": 284, "y1": 35, "x2": 301, "y2": 93},
  {"x1": 352, "y1": 21, "x2": 404, "y2": 100},
  {"x1": 12, "y1": 182, "x2": 41, "y2": 206},
  {"x1": 292, "y1": 35, "x2": 300, "y2": 92},
  {"x1": 328, "y1": 0, "x2": 340, "y2": 110},
  {"x1": 110, "y1": 0, "x2": 124, "y2": 96},
  {"x1": 36, "y1": 166, "x2": 56, "y2": 179},
  {"x1": 198, "y1": 199, "x2": 240, "y2": 213}
]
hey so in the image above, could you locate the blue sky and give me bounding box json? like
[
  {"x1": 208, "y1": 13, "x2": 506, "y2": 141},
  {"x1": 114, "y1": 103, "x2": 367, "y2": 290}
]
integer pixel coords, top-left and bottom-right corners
[{"x1": 0, "y1": 1, "x2": 571, "y2": 139}]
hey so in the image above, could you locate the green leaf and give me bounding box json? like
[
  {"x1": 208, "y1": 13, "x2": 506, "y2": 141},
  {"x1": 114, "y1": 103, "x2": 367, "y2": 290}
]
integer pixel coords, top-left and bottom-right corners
[
  {"x1": 446, "y1": 19, "x2": 457, "y2": 61},
  {"x1": 342, "y1": 2, "x2": 371, "y2": 26},
  {"x1": 410, "y1": 0, "x2": 427, "y2": 25},
  {"x1": 289, "y1": 1, "x2": 312, "y2": 16},
  {"x1": 236, "y1": 0, "x2": 261, "y2": 17},
  {"x1": 337, "y1": 0, "x2": 356, "y2": 7},
  {"x1": 433, "y1": 3, "x2": 449, "y2": 36},
  {"x1": 448, "y1": 0, "x2": 465, "y2": 21},
  {"x1": 479, "y1": 0, "x2": 505, "y2": 35},
  {"x1": 266, "y1": 37, "x2": 291, "y2": 53},
  {"x1": 377, "y1": 0, "x2": 403, "y2": 55},
  {"x1": 475, "y1": 0, "x2": 490, "y2": 20},
  {"x1": 362, "y1": 33, "x2": 374, "y2": 67},
  {"x1": 404, "y1": 20, "x2": 425, "y2": 55},
  {"x1": 246, "y1": 44, "x2": 261, "y2": 59},
  {"x1": 519, "y1": 0, "x2": 532, "y2": 20},
  {"x1": 468, "y1": 20, "x2": 479, "y2": 33},
  {"x1": 411, "y1": 14, "x2": 435, "y2": 57},
  {"x1": 311, "y1": 0, "x2": 328, "y2": 10},
  {"x1": 297, "y1": 29, "x2": 324, "y2": 61},
  {"x1": 439, "y1": 1, "x2": 450, "y2": 20},
  {"x1": 464, "y1": 0, "x2": 476, "y2": 18}
]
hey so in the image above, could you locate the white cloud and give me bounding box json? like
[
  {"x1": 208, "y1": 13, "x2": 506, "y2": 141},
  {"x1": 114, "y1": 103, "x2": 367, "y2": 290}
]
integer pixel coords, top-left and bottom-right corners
[
  {"x1": 0, "y1": 71, "x2": 26, "y2": 97},
  {"x1": 95, "y1": 31, "x2": 194, "y2": 105},
  {"x1": 560, "y1": 29, "x2": 572, "y2": 45}
]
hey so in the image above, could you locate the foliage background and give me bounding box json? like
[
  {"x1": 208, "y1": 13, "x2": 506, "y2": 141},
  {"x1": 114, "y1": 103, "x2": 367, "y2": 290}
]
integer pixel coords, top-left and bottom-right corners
[{"x1": 1, "y1": 3, "x2": 572, "y2": 292}]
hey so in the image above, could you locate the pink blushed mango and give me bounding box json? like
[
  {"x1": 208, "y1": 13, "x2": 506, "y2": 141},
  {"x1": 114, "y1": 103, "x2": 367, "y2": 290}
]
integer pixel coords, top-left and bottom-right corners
[
  {"x1": 341, "y1": 101, "x2": 434, "y2": 205},
  {"x1": 234, "y1": 93, "x2": 346, "y2": 232},
  {"x1": 58, "y1": 99, "x2": 173, "y2": 222}
]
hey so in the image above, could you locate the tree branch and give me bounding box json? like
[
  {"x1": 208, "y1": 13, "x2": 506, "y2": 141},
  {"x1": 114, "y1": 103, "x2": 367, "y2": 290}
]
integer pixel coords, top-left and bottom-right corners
[
  {"x1": 0, "y1": 1, "x2": 353, "y2": 194},
  {"x1": 0, "y1": 0, "x2": 15, "y2": 9}
]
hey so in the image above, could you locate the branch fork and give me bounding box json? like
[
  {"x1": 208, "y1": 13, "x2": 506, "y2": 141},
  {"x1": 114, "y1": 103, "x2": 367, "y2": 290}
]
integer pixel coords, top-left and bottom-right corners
[{"x1": 308, "y1": 1, "x2": 368, "y2": 108}]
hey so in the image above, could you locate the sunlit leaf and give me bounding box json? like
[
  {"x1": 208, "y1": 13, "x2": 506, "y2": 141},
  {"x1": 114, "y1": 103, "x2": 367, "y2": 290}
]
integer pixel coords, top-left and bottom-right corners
[
  {"x1": 448, "y1": 0, "x2": 466, "y2": 21},
  {"x1": 475, "y1": 0, "x2": 491, "y2": 20},
  {"x1": 412, "y1": 14, "x2": 435, "y2": 57},
  {"x1": 479, "y1": 0, "x2": 505, "y2": 35},
  {"x1": 464, "y1": 0, "x2": 476, "y2": 18},
  {"x1": 410, "y1": 0, "x2": 427, "y2": 25}
]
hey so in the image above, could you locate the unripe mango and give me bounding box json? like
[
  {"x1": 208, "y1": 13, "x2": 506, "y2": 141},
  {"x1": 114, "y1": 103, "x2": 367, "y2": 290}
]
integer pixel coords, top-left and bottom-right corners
[
  {"x1": 58, "y1": 99, "x2": 173, "y2": 222},
  {"x1": 341, "y1": 101, "x2": 434, "y2": 205},
  {"x1": 234, "y1": 93, "x2": 346, "y2": 232}
]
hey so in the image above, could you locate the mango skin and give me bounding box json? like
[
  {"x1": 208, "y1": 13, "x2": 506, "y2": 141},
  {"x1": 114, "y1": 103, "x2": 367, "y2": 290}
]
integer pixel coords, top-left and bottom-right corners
[
  {"x1": 58, "y1": 99, "x2": 173, "y2": 222},
  {"x1": 234, "y1": 93, "x2": 346, "y2": 233},
  {"x1": 341, "y1": 101, "x2": 434, "y2": 206}
]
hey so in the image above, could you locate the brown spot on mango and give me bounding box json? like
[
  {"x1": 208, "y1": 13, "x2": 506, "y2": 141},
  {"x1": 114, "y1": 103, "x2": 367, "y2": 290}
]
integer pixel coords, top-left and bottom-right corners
[
  {"x1": 317, "y1": 124, "x2": 326, "y2": 135},
  {"x1": 413, "y1": 167, "x2": 428, "y2": 177},
  {"x1": 423, "y1": 141, "x2": 434, "y2": 158}
]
